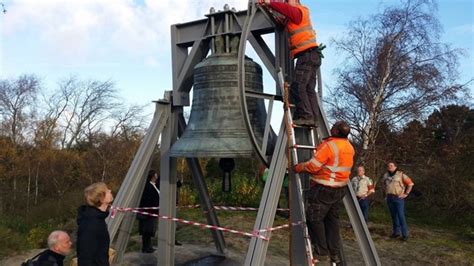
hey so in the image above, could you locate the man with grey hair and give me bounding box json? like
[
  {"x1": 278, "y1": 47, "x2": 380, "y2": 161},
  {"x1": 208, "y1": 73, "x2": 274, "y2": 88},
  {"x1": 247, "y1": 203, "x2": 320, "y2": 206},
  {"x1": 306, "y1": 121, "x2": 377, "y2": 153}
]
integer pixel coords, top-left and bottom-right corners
[{"x1": 35, "y1": 230, "x2": 72, "y2": 265}]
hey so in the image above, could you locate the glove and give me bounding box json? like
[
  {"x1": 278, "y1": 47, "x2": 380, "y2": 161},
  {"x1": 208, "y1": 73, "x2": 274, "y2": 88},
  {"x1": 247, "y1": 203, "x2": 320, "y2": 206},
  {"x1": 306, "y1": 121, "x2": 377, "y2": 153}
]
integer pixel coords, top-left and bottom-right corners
[{"x1": 316, "y1": 43, "x2": 326, "y2": 59}]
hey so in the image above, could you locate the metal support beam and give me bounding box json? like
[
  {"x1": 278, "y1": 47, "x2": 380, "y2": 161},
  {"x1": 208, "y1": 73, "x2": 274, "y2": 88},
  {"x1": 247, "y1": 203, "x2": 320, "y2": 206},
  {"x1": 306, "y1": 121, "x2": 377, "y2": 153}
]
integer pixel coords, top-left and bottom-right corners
[
  {"x1": 177, "y1": 114, "x2": 227, "y2": 255},
  {"x1": 314, "y1": 73, "x2": 330, "y2": 139},
  {"x1": 245, "y1": 119, "x2": 288, "y2": 265},
  {"x1": 274, "y1": 28, "x2": 291, "y2": 96},
  {"x1": 171, "y1": 24, "x2": 190, "y2": 91},
  {"x1": 230, "y1": 12, "x2": 276, "y2": 81},
  {"x1": 175, "y1": 39, "x2": 210, "y2": 95},
  {"x1": 173, "y1": 34, "x2": 211, "y2": 98},
  {"x1": 173, "y1": 10, "x2": 273, "y2": 46},
  {"x1": 157, "y1": 92, "x2": 179, "y2": 266},
  {"x1": 113, "y1": 209, "x2": 138, "y2": 263},
  {"x1": 106, "y1": 98, "x2": 170, "y2": 239},
  {"x1": 106, "y1": 95, "x2": 171, "y2": 263},
  {"x1": 343, "y1": 186, "x2": 381, "y2": 265},
  {"x1": 249, "y1": 32, "x2": 276, "y2": 81},
  {"x1": 113, "y1": 158, "x2": 154, "y2": 264}
]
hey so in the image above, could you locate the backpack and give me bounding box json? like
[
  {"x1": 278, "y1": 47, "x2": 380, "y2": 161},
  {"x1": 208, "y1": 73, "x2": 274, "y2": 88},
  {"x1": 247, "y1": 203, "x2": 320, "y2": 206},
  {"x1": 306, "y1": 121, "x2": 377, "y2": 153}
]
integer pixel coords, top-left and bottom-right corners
[{"x1": 21, "y1": 250, "x2": 46, "y2": 266}]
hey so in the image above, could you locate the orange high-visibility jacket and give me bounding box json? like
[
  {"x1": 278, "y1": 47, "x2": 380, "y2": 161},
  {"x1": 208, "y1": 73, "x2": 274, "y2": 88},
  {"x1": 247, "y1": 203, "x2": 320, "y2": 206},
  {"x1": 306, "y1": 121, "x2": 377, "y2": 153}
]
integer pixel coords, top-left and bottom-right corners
[
  {"x1": 287, "y1": 5, "x2": 318, "y2": 58},
  {"x1": 295, "y1": 137, "x2": 355, "y2": 187}
]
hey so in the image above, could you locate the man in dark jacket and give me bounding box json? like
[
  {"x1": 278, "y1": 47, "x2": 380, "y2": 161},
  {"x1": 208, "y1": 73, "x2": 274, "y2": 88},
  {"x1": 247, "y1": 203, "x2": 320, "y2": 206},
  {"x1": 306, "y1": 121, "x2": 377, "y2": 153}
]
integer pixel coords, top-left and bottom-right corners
[
  {"x1": 138, "y1": 170, "x2": 160, "y2": 253},
  {"x1": 35, "y1": 230, "x2": 72, "y2": 266},
  {"x1": 77, "y1": 182, "x2": 114, "y2": 266}
]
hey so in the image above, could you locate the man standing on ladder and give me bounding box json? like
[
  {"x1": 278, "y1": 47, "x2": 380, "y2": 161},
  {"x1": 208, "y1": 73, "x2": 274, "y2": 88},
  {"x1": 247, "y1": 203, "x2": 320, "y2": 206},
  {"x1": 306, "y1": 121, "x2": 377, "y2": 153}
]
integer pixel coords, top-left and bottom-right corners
[
  {"x1": 258, "y1": 0, "x2": 322, "y2": 127},
  {"x1": 295, "y1": 121, "x2": 355, "y2": 264}
]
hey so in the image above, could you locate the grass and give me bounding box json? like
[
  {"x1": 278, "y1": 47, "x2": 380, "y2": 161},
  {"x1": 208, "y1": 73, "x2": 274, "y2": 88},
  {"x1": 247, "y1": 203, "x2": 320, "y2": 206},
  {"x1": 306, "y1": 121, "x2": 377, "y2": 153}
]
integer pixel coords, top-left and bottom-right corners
[
  {"x1": 1, "y1": 194, "x2": 472, "y2": 264},
  {"x1": 173, "y1": 208, "x2": 290, "y2": 255},
  {"x1": 115, "y1": 205, "x2": 472, "y2": 265}
]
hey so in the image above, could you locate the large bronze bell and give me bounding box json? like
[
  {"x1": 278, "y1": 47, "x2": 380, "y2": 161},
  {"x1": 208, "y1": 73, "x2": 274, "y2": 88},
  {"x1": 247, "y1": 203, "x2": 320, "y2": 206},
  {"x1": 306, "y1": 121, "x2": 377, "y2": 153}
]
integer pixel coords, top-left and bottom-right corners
[{"x1": 169, "y1": 52, "x2": 274, "y2": 158}]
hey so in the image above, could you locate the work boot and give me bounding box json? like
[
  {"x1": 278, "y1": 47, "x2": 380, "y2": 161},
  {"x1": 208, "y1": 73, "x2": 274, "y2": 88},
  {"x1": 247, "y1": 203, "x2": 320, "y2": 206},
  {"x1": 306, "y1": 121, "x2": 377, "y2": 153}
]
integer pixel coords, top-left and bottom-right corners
[
  {"x1": 314, "y1": 255, "x2": 329, "y2": 263},
  {"x1": 293, "y1": 118, "x2": 316, "y2": 127},
  {"x1": 143, "y1": 247, "x2": 156, "y2": 253},
  {"x1": 330, "y1": 254, "x2": 342, "y2": 264},
  {"x1": 390, "y1": 233, "x2": 400, "y2": 239}
]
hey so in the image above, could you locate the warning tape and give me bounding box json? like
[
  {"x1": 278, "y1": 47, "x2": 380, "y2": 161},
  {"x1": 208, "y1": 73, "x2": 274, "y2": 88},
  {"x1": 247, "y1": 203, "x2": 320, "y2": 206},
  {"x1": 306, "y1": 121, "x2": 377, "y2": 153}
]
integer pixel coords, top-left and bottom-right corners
[
  {"x1": 110, "y1": 206, "x2": 303, "y2": 241},
  {"x1": 111, "y1": 205, "x2": 289, "y2": 212},
  {"x1": 256, "y1": 221, "x2": 304, "y2": 233},
  {"x1": 111, "y1": 207, "x2": 270, "y2": 241}
]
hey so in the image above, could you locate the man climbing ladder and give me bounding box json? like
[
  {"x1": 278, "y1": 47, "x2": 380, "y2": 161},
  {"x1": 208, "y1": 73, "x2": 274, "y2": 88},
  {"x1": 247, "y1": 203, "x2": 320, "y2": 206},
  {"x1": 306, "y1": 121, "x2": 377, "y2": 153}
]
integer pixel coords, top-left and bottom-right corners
[
  {"x1": 282, "y1": 70, "x2": 354, "y2": 264},
  {"x1": 295, "y1": 121, "x2": 355, "y2": 264},
  {"x1": 259, "y1": 0, "x2": 324, "y2": 127}
]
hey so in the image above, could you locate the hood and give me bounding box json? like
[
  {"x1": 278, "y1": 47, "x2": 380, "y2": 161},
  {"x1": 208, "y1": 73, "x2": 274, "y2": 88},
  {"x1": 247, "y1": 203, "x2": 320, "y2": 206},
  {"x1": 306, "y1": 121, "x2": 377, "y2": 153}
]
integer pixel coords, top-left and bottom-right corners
[{"x1": 77, "y1": 205, "x2": 109, "y2": 225}]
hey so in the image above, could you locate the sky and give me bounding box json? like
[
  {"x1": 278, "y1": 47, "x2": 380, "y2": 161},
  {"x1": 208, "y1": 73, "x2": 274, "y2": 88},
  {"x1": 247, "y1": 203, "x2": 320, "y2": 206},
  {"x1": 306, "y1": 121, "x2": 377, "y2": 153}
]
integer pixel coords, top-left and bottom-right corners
[{"x1": 0, "y1": 0, "x2": 473, "y2": 128}]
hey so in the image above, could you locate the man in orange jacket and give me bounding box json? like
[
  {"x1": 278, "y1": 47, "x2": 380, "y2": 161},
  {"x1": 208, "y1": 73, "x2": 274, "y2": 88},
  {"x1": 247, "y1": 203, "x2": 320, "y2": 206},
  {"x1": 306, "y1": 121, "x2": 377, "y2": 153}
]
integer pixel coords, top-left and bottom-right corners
[
  {"x1": 295, "y1": 121, "x2": 355, "y2": 263},
  {"x1": 259, "y1": 0, "x2": 321, "y2": 126}
]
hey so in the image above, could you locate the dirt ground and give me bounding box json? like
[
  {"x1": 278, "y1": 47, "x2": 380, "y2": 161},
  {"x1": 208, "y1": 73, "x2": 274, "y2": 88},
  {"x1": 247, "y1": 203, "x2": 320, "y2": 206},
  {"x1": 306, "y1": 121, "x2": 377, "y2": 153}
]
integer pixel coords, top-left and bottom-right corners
[{"x1": 2, "y1": 221, "x2": 472, "y2": 266}]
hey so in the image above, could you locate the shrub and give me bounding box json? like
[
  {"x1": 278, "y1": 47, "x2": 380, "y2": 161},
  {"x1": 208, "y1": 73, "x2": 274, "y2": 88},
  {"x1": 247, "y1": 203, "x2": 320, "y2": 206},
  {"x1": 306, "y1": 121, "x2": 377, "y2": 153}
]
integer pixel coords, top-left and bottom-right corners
[
  {"x1": 178, "y1": 185, "x2": 198, "y2": 206},
  {"x1": 26, "y1": 223, "x2": 55, "y2": 248},
  {"x1": 0, "y1": 225, "x2": 27, "y2": 258},
  {"x1": 206, "y1": 174, "x2": 263, "y2": 207}
]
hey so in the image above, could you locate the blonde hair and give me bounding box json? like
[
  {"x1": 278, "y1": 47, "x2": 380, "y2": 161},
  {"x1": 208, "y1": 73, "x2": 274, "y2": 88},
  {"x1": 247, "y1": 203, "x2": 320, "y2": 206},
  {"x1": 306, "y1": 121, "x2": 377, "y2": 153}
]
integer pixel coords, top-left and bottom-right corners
[{"x1": 84, "y1": 182, "x2": 109, "y2": 207}]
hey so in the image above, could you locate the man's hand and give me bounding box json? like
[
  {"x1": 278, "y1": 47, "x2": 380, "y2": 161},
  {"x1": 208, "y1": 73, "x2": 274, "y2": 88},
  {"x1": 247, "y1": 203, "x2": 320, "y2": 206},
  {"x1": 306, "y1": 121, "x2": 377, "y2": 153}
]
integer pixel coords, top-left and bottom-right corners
[
  {"x1": 399, "y1": 193, "x2": 408, "y2": 199},
  {"x1": 294, "y1": 163, "x2": 303, "y2": 173},
  {"x1": 257, "y1": 0, "x2": 271, "y2": 6}
]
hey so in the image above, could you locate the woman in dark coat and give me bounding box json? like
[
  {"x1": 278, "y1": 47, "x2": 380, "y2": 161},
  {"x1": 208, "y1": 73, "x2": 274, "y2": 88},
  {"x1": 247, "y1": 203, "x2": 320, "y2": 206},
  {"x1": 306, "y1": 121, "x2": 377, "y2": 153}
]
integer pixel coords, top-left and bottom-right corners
[
  {"x1": 76, "y1": 182, "x2": 114, "y2": 265},
  {"x1": 138, "y1": 170, "x2": 160, "y2": 253}
]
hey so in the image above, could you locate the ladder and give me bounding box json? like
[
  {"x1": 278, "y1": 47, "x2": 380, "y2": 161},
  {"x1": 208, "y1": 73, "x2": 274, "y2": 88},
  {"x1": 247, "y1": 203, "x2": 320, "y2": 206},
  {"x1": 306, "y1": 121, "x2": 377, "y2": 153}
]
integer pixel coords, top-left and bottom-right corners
[{"x1": 279, "y1": 71, "x2": 317, "y2": 265}]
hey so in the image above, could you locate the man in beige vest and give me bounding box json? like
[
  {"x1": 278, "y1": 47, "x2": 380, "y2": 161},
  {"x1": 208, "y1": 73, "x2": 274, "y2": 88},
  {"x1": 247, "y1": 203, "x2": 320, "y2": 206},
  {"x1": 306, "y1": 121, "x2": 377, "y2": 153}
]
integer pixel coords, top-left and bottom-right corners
[
  {"x1": 351, "y1": 165, "x2": 375, "y2": 222},
  {"x1": 381, "y1": 162, "x2": 414, "y2": 241}
]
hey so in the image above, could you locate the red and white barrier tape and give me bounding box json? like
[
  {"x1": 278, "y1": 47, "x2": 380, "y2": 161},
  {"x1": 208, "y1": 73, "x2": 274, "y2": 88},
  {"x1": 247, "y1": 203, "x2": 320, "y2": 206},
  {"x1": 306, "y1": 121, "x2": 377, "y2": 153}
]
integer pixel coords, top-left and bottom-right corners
[
  {"x1": 256, "y1": 221, "x2": 304, "y2": 233},
  {"x1": 111, "y1": 205, "x2": 289, "y2": 212},
  {"x1": 111, "y1": 208, "x2": 270, "y2": 241}
]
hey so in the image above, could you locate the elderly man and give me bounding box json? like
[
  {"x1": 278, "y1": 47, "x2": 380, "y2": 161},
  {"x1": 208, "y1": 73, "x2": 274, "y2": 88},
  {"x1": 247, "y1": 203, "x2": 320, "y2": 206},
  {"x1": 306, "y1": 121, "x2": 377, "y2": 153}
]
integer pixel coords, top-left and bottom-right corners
[
  {"x1": 36, "y1": 230, "x2": 72, "y2": 266},
  {"x1": 351, "y1": 165, "x2": 375, "y2": 222},
  {"x1": 295, "y1": 121, "x2": 355, "y2": 264}
]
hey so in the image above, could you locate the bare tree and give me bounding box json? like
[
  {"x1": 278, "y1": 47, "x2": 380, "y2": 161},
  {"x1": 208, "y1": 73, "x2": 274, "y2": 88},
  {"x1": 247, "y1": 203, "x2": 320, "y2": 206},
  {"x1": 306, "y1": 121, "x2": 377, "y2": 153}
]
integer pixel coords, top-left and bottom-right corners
[
  {"x1": 34, "y1": 78, "x2": 76, "y2": 148},
  {"x1": 110, "y1": 104, "x2": 147, "y2": 139},
  {"x1": 0, "y1": 75, "x2": 40, "y2": 145},
  {"x1": 328, "y1": 0, "x2": 471, "y2": 161},
  {"x1": 54, "y1": 77, "x2": 118, "y2": 149}
]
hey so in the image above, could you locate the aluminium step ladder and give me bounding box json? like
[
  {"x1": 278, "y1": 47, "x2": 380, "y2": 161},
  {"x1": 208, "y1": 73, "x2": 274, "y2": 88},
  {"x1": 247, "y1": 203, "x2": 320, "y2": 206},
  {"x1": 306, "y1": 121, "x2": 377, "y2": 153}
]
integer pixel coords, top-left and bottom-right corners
[{"x1": 279, "y1": 72, "x2": 318, "y2": 265}]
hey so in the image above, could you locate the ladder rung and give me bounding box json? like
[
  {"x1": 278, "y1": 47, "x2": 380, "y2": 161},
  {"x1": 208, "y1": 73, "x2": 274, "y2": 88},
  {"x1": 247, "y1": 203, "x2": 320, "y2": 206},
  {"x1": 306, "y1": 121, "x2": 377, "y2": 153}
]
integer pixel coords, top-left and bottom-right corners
[{"x1": 292, "y1": 144, "x2": 316, "y2": 150}]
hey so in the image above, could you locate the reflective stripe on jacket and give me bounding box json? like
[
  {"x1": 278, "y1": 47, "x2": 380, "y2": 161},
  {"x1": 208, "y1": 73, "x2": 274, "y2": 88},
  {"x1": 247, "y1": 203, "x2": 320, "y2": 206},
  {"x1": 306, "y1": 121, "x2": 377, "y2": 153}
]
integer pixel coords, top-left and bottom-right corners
[
  {"x1": 295, "y1": 137, "x2": 355, "y2": 187},
  {"x1": 287, "y1": 5, "x2": 318, "y2": 58}
]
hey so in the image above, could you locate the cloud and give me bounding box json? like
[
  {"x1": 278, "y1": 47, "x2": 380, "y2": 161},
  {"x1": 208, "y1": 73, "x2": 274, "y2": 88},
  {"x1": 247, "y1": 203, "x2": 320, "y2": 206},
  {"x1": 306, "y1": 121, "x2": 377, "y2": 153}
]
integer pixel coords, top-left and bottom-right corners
[{"x1": 2, "y1": 0, "x2": 248, "y2": 65}]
